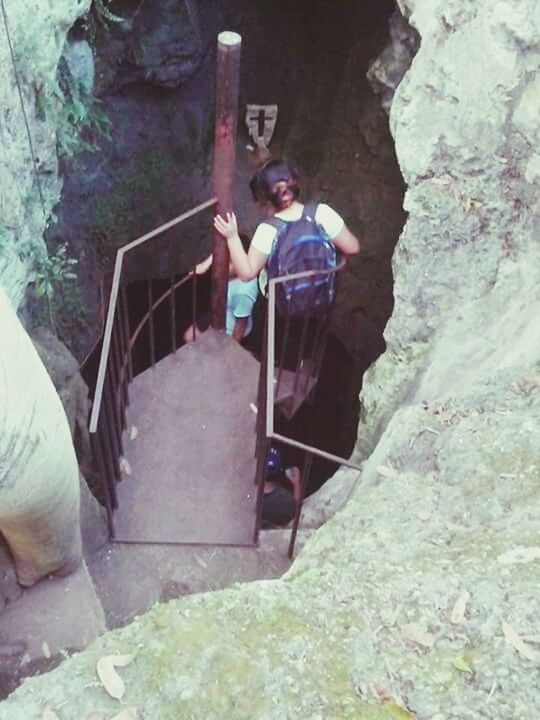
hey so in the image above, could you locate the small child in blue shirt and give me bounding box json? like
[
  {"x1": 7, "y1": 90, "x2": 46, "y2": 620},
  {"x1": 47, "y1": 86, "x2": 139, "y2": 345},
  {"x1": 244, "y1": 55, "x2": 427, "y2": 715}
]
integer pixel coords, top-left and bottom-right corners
[{"x1": 183, "y1": 234, "x2": 258, "y2": 343}]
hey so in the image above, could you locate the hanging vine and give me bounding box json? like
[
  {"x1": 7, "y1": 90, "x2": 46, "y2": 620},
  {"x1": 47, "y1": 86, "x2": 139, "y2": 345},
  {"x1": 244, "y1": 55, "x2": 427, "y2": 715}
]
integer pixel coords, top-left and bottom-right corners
[{"x1": 93, "y1": 0, "x2": 126, "y2": 27}]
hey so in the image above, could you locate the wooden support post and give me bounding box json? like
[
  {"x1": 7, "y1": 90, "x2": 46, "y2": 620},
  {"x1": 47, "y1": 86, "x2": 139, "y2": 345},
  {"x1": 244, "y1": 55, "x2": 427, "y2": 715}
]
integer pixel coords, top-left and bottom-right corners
[{"x1": 211, "y1": 31, "x2": 242, "y2": 330}]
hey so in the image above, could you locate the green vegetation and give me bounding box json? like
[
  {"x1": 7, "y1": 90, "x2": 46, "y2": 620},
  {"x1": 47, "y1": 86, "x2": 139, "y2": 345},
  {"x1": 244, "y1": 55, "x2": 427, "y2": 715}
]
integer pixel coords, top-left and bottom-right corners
[
  {"x1": 21, "y1": 234, "x2": 80, "y2": 330},
  {"x1": 82, "y1": 146, "x2": 188, "y2": 268},
  {"x1": 13, "y1": 24, "x2": 111, "y2": 160},
  {"x1": 0, "y1": 218, "x2": 82, "y2": 330},
  {"x1": 4, "y1": 28, "x2": 110, "y2": 336},
  {"x1": 37, "y1": 80, "x2": 111, "y2": 159},
  {"x1": 93, "y1": 0, "x2": 126, "y2": 26}
]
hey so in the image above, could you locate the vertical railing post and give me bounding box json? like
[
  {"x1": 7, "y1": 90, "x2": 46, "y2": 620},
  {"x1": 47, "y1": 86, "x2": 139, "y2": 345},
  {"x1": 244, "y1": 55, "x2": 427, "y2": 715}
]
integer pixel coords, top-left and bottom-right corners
[
  {"x1": 170, "y1": 276, "x2": 177, "y2": 353},
  {"x1": 147, "y1": 280, "x2": 155, "y2": 368},
  {"x1": 91, "y1": 432, "x2": 115, "y2": 537},
  {"x1": 288, "y1": 451, "x2": 313, "y2": 559},
  {"x1": 211, "y1": 31, "x2": 242, "y2": 330},
  {"x1": 191, "y1": 266, "x2": 198, "y2": 342},
  {"x1": 120, "y1": 286, "x2": 133, "y2": 384}
]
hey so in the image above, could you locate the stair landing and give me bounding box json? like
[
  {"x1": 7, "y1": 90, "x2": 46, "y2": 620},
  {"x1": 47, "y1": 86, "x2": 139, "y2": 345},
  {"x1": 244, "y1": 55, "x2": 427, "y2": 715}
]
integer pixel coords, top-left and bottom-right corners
[{"x1": 114, "y1": 329, "x2": 259, "y2": 546}]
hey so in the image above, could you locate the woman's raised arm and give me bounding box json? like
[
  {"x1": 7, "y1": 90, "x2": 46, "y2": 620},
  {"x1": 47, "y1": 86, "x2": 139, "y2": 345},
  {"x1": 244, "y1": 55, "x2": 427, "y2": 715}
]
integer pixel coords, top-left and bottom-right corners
[{"x1": 214, "y1": 212, "x2": 267, "y2": 281}]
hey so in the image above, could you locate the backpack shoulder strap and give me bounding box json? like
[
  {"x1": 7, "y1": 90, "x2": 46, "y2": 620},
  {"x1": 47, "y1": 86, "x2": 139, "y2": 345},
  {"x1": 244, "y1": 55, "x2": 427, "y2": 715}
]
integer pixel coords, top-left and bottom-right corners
[
  {"x1": 264, "y1": 216, "x2": 288, "y2": 232},
  {"x1": 263, "y1": 217, "x2": 288, "y2": 258},
  {"x1": 301, "y1": 201, "x2": 318, "y2": 222}
]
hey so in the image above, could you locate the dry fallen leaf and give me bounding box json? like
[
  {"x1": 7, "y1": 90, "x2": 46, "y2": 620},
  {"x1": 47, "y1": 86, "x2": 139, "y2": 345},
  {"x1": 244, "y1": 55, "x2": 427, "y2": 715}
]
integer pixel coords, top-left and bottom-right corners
[
  {"x1": 502, "y1": 621, "x2": 540, "y2": 662},
  {"x1": 119, "y1": 457, "x2": 132, "y2": 477},
  {"x1": 376, "y1": 465, "x2": 397, "y2": 478},
  {"x1": 401, "y1": 623, "x2": 436, "y2": 648},
  {"x1": 110, "y1": 709, "x2": 137, "y2": 720},
  {"x1": 194, "y1": 554, "x2": 208, "y2": 569},
  {"x1": 497, "y1": 547, "x2": 540, "y2": 565},
  {"x1": 383, "y1": 699, "x2": 416, "y2": 719},
  {"x1": 42, "y1": 640, "x2": 51, "y2": 659},
  {"x1": 96, "y1": 653, "x2": 136, "y2": 700},
  {"x1": 450, "y1": 591, "x2": 471, "y2": 624},
  {"x1": 42, "y1": 705, "x2": 60, "y2": 720}
]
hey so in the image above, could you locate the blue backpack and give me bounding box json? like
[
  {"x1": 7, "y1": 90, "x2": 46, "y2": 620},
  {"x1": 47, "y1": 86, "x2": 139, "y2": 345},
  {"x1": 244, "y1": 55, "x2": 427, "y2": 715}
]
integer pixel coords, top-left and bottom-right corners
[{"x1": 265, "y1": 202, "x2": 337, "y2": 317}]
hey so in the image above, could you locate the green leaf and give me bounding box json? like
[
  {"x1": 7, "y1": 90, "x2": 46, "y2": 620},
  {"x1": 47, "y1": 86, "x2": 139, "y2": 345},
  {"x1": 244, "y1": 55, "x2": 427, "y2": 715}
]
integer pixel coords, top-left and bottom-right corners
[
  {"x1": 385, "y1": 700, "x2": 416, "y2": 719},
  {"x1": 452, "y1": 655, "x2": 473, "y2": 673}
]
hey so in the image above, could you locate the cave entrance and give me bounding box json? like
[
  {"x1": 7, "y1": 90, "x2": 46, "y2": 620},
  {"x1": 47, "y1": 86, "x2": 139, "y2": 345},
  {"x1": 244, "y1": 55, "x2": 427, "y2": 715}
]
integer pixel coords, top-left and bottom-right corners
[
  {"x1": 79, "y1": 0, "x2": 409, "y2": 544},
  {"x1": 221, "y1": 0, "x2": 410, "y2": 491}
]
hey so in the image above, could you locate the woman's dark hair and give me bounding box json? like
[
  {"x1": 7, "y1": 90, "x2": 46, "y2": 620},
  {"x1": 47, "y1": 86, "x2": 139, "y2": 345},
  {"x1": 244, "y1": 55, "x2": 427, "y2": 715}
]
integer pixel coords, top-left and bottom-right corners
[{"x1": 249, "y1": 159, "x2": 300, "y2": 210}]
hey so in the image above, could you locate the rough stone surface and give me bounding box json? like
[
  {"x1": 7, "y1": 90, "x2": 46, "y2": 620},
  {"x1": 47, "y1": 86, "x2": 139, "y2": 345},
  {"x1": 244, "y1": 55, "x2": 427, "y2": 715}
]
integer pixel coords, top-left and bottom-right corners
[
  {"x1": 367, "y1": 10, "x2": 419, "y2": 113},
  {"x1": 2, "y1": 1, "x2": 540, "y2": 718},
  {"x1": 0, "y1": 561, "x2": 105, "y2": 699},
  {"x1": 299, "y1": 467, "x2": 362, "y2": 529},
  {"x1": 358, "y1": 0, "x2": 540, "y2": 458},
  {"x1": 87, "y1": 529, "x2": 305, "y2": 631},
  {"x1": 0, "y1": 0, "x2": 90, "y2": 613},
  {"x1": 0, "y1": 0, "x2": 90, "y2": 308},
  {"x1": 30, "y1": 327, "x2": 108, "y2": 555},
  {"x1": 93, "y1": 0, "x2": 204, "y2": 91},
  {"x1": 0, "y1": 289, "x2": 82, "y2": 589}
]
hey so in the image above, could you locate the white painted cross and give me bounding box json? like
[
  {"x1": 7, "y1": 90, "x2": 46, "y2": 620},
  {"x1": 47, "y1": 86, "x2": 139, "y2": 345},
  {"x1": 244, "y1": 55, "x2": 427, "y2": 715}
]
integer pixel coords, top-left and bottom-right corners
[{"x1": 246, "y1": 104, "x2": 278, "y2": 148}]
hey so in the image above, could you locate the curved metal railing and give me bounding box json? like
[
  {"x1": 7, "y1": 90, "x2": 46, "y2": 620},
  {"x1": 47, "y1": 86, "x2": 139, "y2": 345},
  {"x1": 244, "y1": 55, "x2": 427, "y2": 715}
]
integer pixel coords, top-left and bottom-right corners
[
  {"x1": 88, "y1": 197, "x2": 217, "y2": 534},
  {"x1": 253, "y1": 258, "x2": 363, "y2": 556}
]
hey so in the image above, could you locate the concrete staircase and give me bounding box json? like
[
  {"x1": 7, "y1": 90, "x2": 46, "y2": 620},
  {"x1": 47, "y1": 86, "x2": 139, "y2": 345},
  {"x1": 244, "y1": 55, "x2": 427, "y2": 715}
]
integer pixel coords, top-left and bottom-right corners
[
  {"x1": 113, "y1": 328, "x2": 260, "y2": 545},
  {"x1": 0, "y1": 329, "x2": 300, "y2": 698}
]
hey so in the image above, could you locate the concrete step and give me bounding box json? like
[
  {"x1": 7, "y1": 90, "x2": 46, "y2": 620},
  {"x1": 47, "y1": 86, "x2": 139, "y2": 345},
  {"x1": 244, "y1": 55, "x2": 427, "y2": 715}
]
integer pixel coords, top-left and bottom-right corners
[
  {"x1": 0, "y1": 561, "x2": 106, "y2": 698},
  {"x1": 86, "y1": 529, "x2": 308, "y2": 630},
  {"x1": 113, "y1": 329, "x2": 260, "y2": 545}
]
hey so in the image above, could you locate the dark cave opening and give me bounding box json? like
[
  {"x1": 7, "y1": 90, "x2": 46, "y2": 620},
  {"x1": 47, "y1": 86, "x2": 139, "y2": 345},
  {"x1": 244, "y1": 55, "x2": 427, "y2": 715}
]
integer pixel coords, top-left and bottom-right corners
[{"x1": 75, "y1": 0, "x2": 406, "y2": 496}]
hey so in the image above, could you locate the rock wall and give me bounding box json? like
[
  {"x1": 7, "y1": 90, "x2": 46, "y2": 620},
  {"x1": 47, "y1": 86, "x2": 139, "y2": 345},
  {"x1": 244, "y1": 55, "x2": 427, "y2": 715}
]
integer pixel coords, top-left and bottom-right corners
[
  {"x1": 358, "y1": 0, "x2": 540, "y2": 457},
  {"x1": 0, "y1": 289, "x2": 82, "y2": 589},
  {"x1": 0, "y1": 0, "x2": 90, "y2": 603},
  {"x1": 1, "y1": 1, "x2": 539, "y2": 718},
  {"x1": 367, "y1": 10, "x2": 419, "y2": 113},
  {"x1": 0, "y1": 0, "x2": 90, "y2": 307}
]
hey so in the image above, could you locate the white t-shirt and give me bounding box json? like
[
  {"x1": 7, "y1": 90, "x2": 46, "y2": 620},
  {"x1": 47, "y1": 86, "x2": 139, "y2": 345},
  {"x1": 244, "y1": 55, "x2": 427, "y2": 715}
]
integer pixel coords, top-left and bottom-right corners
[{"x1": 251, "y1": 203, "x2": 345, "y2": 256}]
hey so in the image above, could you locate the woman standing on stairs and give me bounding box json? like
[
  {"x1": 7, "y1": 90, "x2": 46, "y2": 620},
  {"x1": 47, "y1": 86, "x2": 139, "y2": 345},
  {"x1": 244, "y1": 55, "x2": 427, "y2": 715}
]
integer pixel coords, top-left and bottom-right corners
[
  {"x1": 214, "y1": 159, "x2": 361, "y2": 527},
  {"x1": 213, "y1": 159, "x2": 361, "y2": 280}
]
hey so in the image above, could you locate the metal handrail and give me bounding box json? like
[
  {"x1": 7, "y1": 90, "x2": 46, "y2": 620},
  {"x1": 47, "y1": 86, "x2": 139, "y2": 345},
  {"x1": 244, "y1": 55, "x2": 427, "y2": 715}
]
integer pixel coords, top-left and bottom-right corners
[
  {"x1": 88, "y1": 197, "x2": 217, "y2": 536},
  {"x1": 128, "y1": 273, "x2": 195, "y2": 352},
  {"x1": 89, "y1": 196, "x2": 217, "y2": 434},
  {"x1": 255, "y1": 259, "x2": 363, "y2": 557}
]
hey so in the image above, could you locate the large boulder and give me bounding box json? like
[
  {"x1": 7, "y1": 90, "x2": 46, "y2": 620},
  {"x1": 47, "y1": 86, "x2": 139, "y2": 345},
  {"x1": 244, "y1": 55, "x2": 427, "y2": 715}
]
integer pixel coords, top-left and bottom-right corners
[
  {"x1": 31, "y1": 327, "x2": 108, "y2": 556},
  {"x1": 358, "y1": 0, "x2": 540, "y2": 457},
  {"x1": 0, "y1": 290, "x2": 82, "y2": 588}
]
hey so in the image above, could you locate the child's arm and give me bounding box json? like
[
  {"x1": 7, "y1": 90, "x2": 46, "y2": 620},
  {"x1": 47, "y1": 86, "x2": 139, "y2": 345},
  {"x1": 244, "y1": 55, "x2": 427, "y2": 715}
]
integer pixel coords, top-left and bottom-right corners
[{"x1": 213, "y1": 212, "x2": 267, "y2": 281}]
